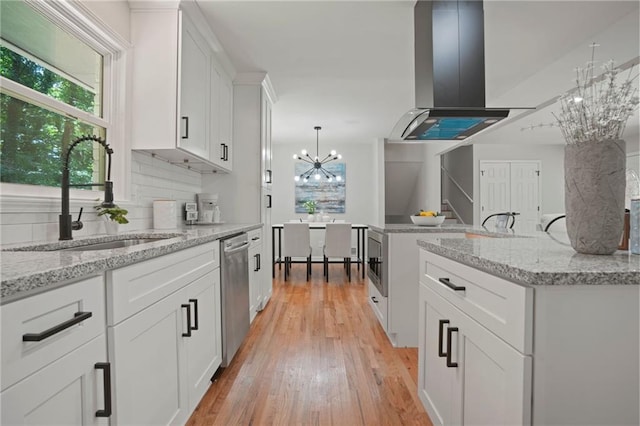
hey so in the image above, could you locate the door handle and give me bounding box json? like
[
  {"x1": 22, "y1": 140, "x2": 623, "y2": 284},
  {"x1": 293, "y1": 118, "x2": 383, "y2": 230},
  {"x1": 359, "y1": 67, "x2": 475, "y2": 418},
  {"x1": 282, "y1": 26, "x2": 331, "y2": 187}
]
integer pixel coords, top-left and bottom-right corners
[
  {"x1": 438, "y1": 319, "x2": 449, "y2": 357},
  {"x1": 220, "y1": 143, "x2": 225, "y2": 160},
  {"x1": 181, "y1": 304, "x2": 192, "y2": 337},
  {"x1": 181, "y1": 116, "x2": 189, "y2": 139},
  {"x1": 94, "y1": 362, "x2": 112, "y2": 417},
  {"x1": 371, "y1": 296, "x2": 378, "y2": 303},
  {"x1": 254, "y1": 253, "x2": 260, "y2": 272},
  {"x1": 266, "y1": 169, "x2": 272, "y2": 183},
  {"x1": 257, "y1": 253, "x2": 261, "y2": 271},
  {"x1": 22, "y1": 311, "x2": 93, "y2": 342},
  {"x1": 446, "y1": 326, "x2": 459, "y2": 368},
  {"x1": 223, "y1": 143, "x2": 229, "y2": 161},
  {"x1": 189, "y1": 298, "x2": 199, "y2": 331},
  {"x1": 266, "y1": 194, "x2": 272, "y2": 208}
]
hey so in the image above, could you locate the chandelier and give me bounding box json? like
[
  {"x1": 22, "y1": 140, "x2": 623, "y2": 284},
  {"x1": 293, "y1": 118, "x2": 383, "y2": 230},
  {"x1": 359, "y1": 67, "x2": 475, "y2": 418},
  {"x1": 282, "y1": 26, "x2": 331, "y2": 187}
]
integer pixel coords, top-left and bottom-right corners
[{"x1": 293, "y1": 126, "x2": 342, "y2": 182}]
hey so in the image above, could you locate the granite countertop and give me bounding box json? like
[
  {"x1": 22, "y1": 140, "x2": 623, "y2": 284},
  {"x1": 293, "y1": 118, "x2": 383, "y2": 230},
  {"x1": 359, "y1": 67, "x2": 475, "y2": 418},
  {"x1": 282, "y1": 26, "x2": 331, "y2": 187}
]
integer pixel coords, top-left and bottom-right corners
[
  {"x1": 1, "y1": 223, "x2": 261, "y2": 304},
  {"x1": 417, "y1": 232, "x2": 640, "y2": 286}
]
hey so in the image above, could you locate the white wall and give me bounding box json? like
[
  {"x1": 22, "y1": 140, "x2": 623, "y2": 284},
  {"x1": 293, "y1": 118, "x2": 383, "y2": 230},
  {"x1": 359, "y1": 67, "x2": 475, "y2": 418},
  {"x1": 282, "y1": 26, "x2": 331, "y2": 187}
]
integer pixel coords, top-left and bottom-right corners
[
  {"x1": 472, "y1": 144, "x2": 565, "y2": 225},
  {"x1": 271, "y1": 141, "x2": 378, "y2": 254}
]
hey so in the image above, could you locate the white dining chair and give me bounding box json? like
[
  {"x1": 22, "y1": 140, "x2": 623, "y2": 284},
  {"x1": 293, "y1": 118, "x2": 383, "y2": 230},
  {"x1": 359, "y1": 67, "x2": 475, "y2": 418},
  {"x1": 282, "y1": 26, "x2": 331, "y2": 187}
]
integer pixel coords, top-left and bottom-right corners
[
  {"x1": 323, "y1": 223, "x2": 352, "y2": 282},
  {"x1": 282, "y1": 222, "x2": 312, "y2": 281}
]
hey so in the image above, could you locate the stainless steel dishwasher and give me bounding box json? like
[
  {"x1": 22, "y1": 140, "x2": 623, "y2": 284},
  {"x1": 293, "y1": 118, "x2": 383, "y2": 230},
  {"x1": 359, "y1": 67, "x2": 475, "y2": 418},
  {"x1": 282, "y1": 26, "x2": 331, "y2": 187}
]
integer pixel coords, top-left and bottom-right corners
[{"x1": 220, "y1": 232, "x2": 250, "y2": 367}]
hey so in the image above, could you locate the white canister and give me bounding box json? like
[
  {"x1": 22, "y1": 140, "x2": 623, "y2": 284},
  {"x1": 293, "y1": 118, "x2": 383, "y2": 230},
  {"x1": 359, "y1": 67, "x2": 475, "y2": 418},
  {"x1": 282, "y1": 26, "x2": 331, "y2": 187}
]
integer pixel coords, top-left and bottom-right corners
[{"x1": 153, "y1": 200, "x2": 177, "y2": 229}]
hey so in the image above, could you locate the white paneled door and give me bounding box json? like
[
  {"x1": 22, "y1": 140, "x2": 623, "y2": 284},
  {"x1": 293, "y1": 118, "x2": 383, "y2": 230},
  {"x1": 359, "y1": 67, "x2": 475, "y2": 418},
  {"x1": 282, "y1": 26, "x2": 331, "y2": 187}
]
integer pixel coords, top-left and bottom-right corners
[{"x1": 480, "y1": 161, "x2": 540, "y2": 233}]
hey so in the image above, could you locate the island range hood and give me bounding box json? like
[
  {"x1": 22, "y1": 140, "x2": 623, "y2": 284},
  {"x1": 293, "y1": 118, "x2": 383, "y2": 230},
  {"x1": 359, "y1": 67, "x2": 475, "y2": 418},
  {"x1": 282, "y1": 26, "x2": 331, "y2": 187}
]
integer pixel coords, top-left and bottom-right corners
[{"x1": 389, "y1": 0, "x2": 510, "y2": 141}]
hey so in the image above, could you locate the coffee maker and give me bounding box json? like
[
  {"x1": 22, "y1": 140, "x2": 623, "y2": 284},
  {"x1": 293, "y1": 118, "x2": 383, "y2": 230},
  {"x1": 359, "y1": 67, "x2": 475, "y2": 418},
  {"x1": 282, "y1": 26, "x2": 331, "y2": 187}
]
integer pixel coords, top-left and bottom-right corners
[{"x1": 196, "y1": 193, "x2": 220, "y2": 224}]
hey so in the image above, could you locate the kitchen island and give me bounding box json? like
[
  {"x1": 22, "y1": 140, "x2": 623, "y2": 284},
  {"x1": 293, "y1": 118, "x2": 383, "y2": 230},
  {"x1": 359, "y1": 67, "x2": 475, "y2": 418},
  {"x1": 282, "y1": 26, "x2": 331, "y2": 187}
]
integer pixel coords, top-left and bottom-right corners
[{"x1": 415, "y1": 230, "x2": 639, "y2": 426}]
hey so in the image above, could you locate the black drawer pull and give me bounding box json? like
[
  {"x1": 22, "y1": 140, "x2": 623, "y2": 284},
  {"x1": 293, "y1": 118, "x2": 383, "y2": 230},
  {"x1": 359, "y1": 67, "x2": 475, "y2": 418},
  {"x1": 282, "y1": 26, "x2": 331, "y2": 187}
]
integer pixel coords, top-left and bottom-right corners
[
  {"x1": 95, "y1": 362, "x2": 112, "y2": 417},
  {"x1": 371, "y1": 296, "x2": 378, "y2": 303},
  {"x1": 438, "y1": 319, "x2": 449, "y2": 357},
  {"x1": 254, "y1": 253, "x2": 260, "y2": 272},
  {"x1": 22, "y1": 311, "x2": 93, "y2": 342},
  {"x1": 446, "y1": 326, "x2": 459, "y2": 368},
  {"x1": 266, "y1": 194, "x2": 272, "y2": 208},
  {"x1": 257, "y1": 253, "x2": 261, "y2": 271},
  {"x1": 266, "y1": 169, "x2": 272, "y2": 183},
  {"x1": 182, "y1": 304, "x2": 192, "y2": 337},
  {"x1": 220, "y1": 143, "x2": 225, "y2": 160},
  {"x1": 223, "y1": 143, "x2": 229, "y2": 161},
  {"x1": 439, "y1": 277, "x2": 466, "y2": 292},
  {"x1": 181, "y1": 116, "x2": 189, "y2": 139},
  {"x1": 189, "y1": 299, "x2": 199, "y2": 331}
]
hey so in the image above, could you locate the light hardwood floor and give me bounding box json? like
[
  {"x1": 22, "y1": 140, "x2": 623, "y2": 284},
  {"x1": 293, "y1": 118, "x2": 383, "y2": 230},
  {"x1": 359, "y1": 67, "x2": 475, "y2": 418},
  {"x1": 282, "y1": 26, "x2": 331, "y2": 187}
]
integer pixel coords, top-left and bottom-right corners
[{"x1": 187, "y1": 263, "x2": 432, "y2": 425}]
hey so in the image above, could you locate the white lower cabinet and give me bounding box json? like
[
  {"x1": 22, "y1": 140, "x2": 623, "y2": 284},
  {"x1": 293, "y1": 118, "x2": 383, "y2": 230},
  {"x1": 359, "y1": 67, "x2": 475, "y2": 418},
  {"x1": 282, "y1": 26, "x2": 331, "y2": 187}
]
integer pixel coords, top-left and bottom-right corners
[
  {"x1": 107, "y1": 241, "x2": 222, "y2": 425},
  {"x1": 419, "y1": 283, "x2": 531, "y2": 426},
  {"x1": 1, "y1": 275, "x2": 110, "y2": 425},
  {"x1": 1, "y1": 335, "x2": 109, "y2": 426},
  {"x1": 248, "y1": 228, "x2": 263, "y2": 322}
]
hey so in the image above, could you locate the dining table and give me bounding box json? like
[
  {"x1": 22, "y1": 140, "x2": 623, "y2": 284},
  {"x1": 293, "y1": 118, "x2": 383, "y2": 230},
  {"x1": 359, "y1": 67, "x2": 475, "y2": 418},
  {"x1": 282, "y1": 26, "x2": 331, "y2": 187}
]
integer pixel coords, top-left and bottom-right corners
[{"x1": 271, "y1": 223, "x2": 368, "y2": 279}]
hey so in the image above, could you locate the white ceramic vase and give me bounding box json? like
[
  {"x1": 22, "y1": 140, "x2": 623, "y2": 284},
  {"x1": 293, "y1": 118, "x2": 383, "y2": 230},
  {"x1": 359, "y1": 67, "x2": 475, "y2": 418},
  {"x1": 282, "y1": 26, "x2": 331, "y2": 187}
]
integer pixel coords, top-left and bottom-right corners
[
  {"x1": 103, "y1": 217, "x2": 119, "y2": 235},
  {"x1": 564, "y1": 139, "x2": 626, "y2": 255},
  {"x1": 307, "y1": 214, "x2": 315, "y2": 222}
]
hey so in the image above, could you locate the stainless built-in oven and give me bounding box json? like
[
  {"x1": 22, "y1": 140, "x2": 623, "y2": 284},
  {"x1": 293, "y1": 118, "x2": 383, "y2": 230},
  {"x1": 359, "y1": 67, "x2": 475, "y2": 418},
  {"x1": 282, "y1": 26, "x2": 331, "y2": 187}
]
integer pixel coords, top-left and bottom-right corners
[{"x1": 367, "y1": 229, "x2": 388, "y2": 297}]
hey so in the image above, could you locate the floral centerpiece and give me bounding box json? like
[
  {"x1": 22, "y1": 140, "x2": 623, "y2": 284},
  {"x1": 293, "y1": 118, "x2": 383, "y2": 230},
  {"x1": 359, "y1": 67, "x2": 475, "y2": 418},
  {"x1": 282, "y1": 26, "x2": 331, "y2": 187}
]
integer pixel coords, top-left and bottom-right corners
[{"x1": 552, "y1": 43, "x2": 638, "y2": 254}]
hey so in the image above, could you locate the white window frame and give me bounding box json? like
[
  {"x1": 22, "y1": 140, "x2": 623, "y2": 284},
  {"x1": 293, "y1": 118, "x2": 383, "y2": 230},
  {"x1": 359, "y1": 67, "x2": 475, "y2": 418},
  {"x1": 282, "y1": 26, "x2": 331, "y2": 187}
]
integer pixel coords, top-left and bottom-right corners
[{"x1": 0, "y1": 0, "x2": 130, "y2": 208}]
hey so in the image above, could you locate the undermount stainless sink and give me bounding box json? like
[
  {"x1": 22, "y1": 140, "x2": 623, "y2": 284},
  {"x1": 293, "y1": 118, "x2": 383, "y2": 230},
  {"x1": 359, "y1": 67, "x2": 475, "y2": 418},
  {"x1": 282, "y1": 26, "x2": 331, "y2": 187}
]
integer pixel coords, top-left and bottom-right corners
[
  {"x1": 2, "y1": 234, "x2": 183, "y2": 252},
  {"x1": 58, "y1": 238, "x2": 169, "y2": 251}
]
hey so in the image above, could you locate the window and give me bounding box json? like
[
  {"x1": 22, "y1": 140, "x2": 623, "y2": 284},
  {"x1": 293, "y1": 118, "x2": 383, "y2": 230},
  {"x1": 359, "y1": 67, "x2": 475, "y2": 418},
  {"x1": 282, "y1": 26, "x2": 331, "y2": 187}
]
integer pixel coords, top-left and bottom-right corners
[{"x1": 0, "y1": 0, "x2": 112, "y2": 191}]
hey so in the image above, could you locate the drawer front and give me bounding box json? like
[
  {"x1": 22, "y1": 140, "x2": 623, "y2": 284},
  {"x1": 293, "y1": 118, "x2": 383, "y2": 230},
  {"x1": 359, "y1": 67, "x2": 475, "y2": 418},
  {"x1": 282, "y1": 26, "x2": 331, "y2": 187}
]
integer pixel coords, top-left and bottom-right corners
[
  {"x1": 420, "y1": 250, "x2": 532, "y2": 354},
  {"x1": 107, "y1": 241, "x2": 219, "y2": 326},
  {"x1": 368, "y1": 278, "x2": 388, "y2": 332},
  {"x1": 1, "y1": 275, "x2": 105, "y2": 391},
  {"x1": 248, "y1": 228, "x2": 262, "y2": 249}
]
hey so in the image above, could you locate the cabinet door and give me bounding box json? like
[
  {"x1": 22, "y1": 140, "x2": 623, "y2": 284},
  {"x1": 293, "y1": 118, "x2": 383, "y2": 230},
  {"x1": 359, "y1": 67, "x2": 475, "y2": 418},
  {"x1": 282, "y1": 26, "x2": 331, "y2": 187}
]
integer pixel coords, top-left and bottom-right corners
[
  {"x1": 248, "y1": 244, "x2": 262, "y2": 322},
  {"x1": 179, "y1": 14, "x2": 209, "y2": 159},
  {"x1": 261, "y1": 189, "x2": 273, "y2": 305},
  {"x1": 454, "y1": 307, "x2": 532, "y2": 426},
  {"x1": 185, "y1": 270, "x2": 222, "y2": 410},
  {"x1": 219, "y1": 73, "x2": 233, "y2": 170},
  {"x1": 418, "y1": 283, "x2": 456, "y2": 426},
  {"x1": 109, "y1": 289, "x2": 189, "y2": 426},
  {"x1": 261, "y1": 89, "x2": 272, "y2": 187},
  {"x1": 1, "y1": 335, "x2": 109, "y2": 426}
]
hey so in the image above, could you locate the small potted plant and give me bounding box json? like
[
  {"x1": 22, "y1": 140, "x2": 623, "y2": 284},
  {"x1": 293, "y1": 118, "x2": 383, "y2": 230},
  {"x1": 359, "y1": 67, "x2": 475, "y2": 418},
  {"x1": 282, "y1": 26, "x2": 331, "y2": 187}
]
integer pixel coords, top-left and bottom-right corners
[
  {"x1": 94, "y1": 201, "x2": 128, "y2": 234},
  {"x1": 303, "y1": 200, "x2": 317, "y2": 222}
]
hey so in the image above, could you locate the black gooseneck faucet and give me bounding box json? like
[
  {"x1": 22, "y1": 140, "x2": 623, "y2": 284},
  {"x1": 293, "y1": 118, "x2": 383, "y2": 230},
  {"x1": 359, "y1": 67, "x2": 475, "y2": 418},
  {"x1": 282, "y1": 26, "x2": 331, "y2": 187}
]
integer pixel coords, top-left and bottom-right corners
[{"x1": 59, "y1": 135, "x2": 114, "y2": 240}]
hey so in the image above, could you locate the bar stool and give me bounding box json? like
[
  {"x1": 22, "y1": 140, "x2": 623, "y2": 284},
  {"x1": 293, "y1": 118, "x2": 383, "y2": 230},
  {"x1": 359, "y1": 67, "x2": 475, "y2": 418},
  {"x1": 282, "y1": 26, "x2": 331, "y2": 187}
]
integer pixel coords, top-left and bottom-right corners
[
  {"x1": 323, "y1": 223, "x2": 352, "y2": 282},
  {"x1": 282, "y1": 222, "x2": 312, "y2": 281}
]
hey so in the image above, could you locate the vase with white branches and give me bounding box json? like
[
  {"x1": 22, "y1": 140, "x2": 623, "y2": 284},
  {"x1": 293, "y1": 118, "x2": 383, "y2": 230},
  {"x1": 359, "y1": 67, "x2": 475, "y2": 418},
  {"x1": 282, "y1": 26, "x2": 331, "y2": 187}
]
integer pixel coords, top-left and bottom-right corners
[{"x1": 555, "y1": 43, "x2": 639, "y2": 254}]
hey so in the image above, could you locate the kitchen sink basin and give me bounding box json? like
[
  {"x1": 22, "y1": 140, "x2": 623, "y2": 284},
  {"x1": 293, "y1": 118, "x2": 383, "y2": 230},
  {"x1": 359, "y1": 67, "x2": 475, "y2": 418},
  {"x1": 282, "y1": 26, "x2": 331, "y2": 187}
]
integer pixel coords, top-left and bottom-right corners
[
  {"x1": 2, "y1": 234, "x2": 183, "y2": 252},
  {"x1": 58, "y1": 238, "x2": 169, "y2": 251}
]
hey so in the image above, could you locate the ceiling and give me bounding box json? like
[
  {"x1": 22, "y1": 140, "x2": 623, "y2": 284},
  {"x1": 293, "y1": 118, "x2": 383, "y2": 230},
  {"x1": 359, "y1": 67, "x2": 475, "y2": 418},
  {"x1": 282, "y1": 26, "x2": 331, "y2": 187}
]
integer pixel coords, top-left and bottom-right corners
[{"x1": 196, "y1": 0, "x2": 639, "y2": 149}]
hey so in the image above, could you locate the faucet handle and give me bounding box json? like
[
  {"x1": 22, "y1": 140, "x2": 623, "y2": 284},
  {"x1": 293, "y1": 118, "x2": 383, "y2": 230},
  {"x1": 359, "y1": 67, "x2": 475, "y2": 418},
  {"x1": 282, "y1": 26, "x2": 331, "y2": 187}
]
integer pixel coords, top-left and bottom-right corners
[{"x1": 72, "y1": 207, "x2": 84, "y2": 231}]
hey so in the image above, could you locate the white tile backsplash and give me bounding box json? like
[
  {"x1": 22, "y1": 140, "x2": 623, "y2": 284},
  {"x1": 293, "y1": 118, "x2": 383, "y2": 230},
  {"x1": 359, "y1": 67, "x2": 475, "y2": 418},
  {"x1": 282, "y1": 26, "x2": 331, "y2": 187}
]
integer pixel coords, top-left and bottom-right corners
[{"x1": 0, "y1": 151, "x2": 203, "y2": 244}]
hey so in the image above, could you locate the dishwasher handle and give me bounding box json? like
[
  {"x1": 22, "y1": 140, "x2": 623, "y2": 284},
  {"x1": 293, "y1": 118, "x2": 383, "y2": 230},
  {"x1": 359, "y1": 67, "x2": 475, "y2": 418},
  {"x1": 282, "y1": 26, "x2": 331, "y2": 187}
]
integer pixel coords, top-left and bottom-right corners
[{"x1": 224, "y1": 241, "x2": 249, "y2": 254}]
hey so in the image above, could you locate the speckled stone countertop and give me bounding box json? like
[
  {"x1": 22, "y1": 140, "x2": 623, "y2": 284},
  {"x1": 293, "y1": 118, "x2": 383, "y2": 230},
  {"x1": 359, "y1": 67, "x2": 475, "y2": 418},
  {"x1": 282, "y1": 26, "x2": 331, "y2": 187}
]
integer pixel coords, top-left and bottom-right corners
[
  {"x1": 369, "y1": 223, "x2": 471, "y2": 234},
  {"x1": 1, "y1": 223, "x2": 261, "y2": 304},
  {"x1": 417, "y1": 232, "x2": 640, "y2": 286}
]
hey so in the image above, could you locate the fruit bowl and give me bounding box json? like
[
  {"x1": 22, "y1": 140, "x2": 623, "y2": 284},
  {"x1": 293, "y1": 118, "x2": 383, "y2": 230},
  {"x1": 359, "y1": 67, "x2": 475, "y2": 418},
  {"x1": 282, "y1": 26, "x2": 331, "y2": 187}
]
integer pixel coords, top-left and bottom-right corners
[{"x1": 410, "y1": 215, "x2": 446, "y2": 226}]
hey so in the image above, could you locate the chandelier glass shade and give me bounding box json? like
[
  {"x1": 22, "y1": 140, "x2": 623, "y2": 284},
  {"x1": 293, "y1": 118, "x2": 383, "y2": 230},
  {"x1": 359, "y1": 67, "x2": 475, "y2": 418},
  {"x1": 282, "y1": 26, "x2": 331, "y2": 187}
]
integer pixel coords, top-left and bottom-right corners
[{"x1": 293, "y1": 126, "x2": 342, "y2": 182}]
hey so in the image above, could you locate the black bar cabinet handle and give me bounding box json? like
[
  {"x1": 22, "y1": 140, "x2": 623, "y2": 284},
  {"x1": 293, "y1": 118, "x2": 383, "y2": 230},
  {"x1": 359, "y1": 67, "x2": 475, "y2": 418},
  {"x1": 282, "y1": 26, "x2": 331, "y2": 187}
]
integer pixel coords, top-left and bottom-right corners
[
  {"x1": 438, "y1": 319, "x2": 450, "y2": 357},
  {"x1": 189, "y1": 299, "x2": 199, "y2": 331},
  {"x1": 257, "y1": 253, "x2": 261, "y2": 271},
  {"x1": 181, "y1": 304, "x2": 192, "y2": 337},
  {"x1": 254, "y1": 253, "x2": 260, "y2": 272},
  {"x1": 22, "y1": 311, "x2": 93, "y2": 342},
  {"x1": 220, "y1": 143, "x2": 225, "y2": 160},
  {"x1": 181, "y1": 116, "x2": 189, "y2": 139},
  {"x1": 94, "y1": 362, "x2": 112, "y2": 417},
  {"x1": 371, "y1": 296, "x2": 378, "y2": 304},
  {"x1": 439, "y1": 277, "x2": 466, "y2": 292},
  {"x1": 446, "y1": 326, "x2": 459, "y2": 368},
  {"x1": 266, "y1": 194, "x2": 272, "y2": 208},
  {"x1": 266, "y1": 169, "x2": 272, "y2": 183},
  {"x1": 223, "y1": 144, "x2": 229, "y2": 161}
]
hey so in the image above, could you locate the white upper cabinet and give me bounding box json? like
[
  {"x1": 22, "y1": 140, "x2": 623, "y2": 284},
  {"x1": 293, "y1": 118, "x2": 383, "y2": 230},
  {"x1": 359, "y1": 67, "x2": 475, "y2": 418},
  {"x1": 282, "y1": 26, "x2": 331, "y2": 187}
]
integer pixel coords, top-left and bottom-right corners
[
  {"x1": 130, "y1": 5, "x2": 234, "y2": 173},
  {"x1": 209, "y1": 57, "x2": 233, "y2": 171},
  {"x1": 179, "y1": 14, "x2": 210, "y2": 160}
]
